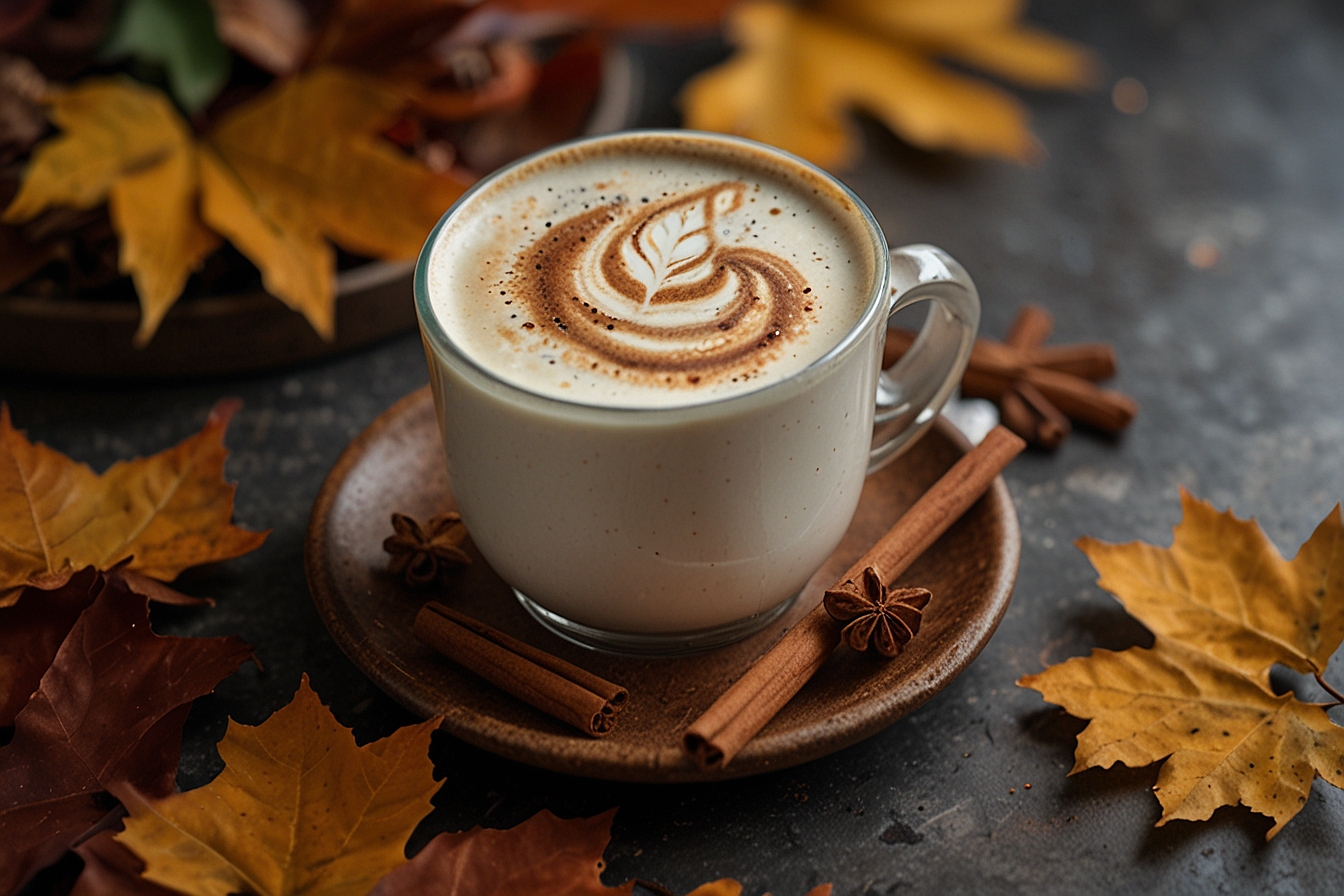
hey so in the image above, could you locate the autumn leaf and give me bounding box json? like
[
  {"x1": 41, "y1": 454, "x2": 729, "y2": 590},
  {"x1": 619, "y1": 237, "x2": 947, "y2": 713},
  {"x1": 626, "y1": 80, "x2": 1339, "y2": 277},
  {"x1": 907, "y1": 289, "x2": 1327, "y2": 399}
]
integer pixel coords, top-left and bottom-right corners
[
  {"x1": 1, "y1": 77, "x2": 220, "y2": 345},
  {"x1": 116, "y1": 675, "x2": 441, "y2": 896},
  {"x1": 1020, "y1": 640, "x2": 1344, "y2": 839},
  {"x1": 196, "y1": 143, "x2": 334, "y2": 337},
  {"x1": 372, "y1": 809, "x2": 633, "y2": 896},
  {"x1": 211, "y1": 0, "x2": 310, "y2": 76},
  {"x1": 821, "y1": 0, "x2": 1094, "y2": 90},
  {"x1": 492, "y1": 0, "x2": 733, "y2": 29},
  {"x1": 0, "y1": 573, "x2": 253, "y2": 895},
  {"x1": 0, "y1": 565, "x2": 206, "y2": 729},
  {"x1": 683, "y1": 884, "x2": 831, "y2": 896},
  {"x1": 1019, "y1": 493, "x2": 1344, "y2": 838},
  {"x1": 0, "y1": 566, "x2": 100, "y2": 726},
  {"x1": 1079, "y1": 488, "x2": 1344, "y2": 688},
  {"x1": 0, "y1": 399, "x2": 267, "y2": 604},
  {"x1": 371, "y1": 808, "x2": 832, "y2": 896},
  {"x1": 684, "y1": 884, "x2": 742, "y2": 896},
  {"x1": 309, "y1": 0, "x2": 733, "y2": 72},
  {"x1": 73, "y1": 830, "x2": 182, "y2": 896},
  {"x1": 201, "y1": 66, "x2": 467, "y2": 338},
  {"x1": 5, "y1": 67, "x2": 462, "y2": 343},
  {"x1": 681, "y1": 0, "x2": 1095, "y2": 168}
]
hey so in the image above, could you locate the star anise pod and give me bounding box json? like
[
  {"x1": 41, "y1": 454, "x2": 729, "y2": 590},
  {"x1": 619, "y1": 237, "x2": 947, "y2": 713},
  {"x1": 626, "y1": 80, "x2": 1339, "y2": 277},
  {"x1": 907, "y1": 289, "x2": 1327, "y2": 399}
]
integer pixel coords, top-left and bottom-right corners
[
  {"x1": 383, "y1": 511, "x2": 471, "y2": 587},
  {"x1": 823, "y1": 566, "x2": 931, "y2": 658}
]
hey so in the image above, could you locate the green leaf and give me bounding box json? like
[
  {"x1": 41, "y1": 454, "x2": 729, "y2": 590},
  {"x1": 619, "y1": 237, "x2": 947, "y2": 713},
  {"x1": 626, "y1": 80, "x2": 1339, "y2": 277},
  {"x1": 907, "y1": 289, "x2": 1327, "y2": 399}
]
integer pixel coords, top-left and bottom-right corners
[{"x1": 102, "y1": 0, "x2": 230, "y2": 113}]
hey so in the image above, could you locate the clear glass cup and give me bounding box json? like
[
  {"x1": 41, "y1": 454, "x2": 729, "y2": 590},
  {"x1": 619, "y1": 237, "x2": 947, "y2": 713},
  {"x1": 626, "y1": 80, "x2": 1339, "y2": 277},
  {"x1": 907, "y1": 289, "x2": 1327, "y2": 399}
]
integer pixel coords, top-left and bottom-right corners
[{"x1": 416, "y1": 131, "x2": 979, "y2": 655}]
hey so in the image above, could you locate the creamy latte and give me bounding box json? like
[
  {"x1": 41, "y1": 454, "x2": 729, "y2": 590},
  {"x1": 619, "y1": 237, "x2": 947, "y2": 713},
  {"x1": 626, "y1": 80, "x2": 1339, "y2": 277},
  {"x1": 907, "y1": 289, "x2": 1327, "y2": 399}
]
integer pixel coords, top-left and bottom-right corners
[
  {"x1": 415, "y1": 132, "x2": 984, "y2": 649},
  {"x1": 425, "y1": 133, "x2": 877, "y2": 407}
]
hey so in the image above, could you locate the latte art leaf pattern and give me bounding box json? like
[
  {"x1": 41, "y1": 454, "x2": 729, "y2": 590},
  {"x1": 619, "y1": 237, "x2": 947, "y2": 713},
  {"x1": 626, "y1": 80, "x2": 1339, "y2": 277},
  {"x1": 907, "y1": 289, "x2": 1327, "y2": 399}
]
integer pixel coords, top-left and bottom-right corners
[
  {"x1": 621, "y1": 185, "x2": 741, "y2": 304},
  {"x1": 513, "y1": 181, "x2": 815, "y2": 385}
]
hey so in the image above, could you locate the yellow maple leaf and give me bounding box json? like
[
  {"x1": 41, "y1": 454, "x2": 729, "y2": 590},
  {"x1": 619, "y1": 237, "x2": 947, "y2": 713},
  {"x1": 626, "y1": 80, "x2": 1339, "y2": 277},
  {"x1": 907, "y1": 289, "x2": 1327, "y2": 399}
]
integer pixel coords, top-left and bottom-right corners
[
  {"x1": 1020, "y1": 640, "x2": 1344, "y2": 839},
  {"x1": 681, "y1": 0, "x2": 1095, "y2": 168},
  {"x1": 1079, "y1": 489, "x2": 1344, "y2": 688},
  {"x1": 5, "y1": 69, "x2": 464, "y2": 345},
  {"x1": 822, "y1": 0, "x2": 1094, "y2": 89},
  {"x1": 1020, "y1": 493, "x2": 1344, "y2": 838},
  {"x1": 197, "y1": 144, "x2": 335, "y2": 337},
  {"x1": 0, "y1": 399, "x2": 267, "y2": 605},
  {"x1": 116, "y1": 675, "x2": 441, "y2": 896},
  {"x1": 202, "y1": 67, "x2": 467, "y2": 338},
  {"x1": 1, "y1": 78, "x2": 219, "y2": 346}
]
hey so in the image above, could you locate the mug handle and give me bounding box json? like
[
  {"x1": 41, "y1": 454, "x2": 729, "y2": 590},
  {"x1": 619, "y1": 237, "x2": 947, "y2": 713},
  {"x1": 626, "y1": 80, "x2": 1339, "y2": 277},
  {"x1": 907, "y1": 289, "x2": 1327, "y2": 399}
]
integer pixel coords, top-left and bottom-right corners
[{"x1": 868, "y1": 244, "x2": 981, "y2": 473}]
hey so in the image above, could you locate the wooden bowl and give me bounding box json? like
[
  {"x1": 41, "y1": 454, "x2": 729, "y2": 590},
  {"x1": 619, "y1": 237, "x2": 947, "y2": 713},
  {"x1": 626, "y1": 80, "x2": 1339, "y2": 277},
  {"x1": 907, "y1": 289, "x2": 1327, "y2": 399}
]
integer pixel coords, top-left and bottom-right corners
[
  {"x1": 0, "y1": 47, "x2": 641, "y2": 379},
  {"x1": 0, "y1": 261, "x2": 418, "y2": 379}
]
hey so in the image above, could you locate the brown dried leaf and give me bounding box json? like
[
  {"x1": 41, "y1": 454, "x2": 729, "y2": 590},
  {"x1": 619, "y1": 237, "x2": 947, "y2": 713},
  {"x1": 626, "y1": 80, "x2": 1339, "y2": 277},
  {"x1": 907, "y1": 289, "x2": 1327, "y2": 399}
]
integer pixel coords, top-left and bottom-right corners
[
  {"x1": 116, "y1": 676, "x2": 440, "y2": 896},
  {"x1": 0, "y1": 573, "x2": 253, "y2": 894},
  {"x1": 210, "y1": 0, "x2": 310, "y2": 75},
  {"x1": 0, "y1": 399, "x2": 267, "y2": 604},
  {"x1": 306, "y1": 0, "x2": 474, "y2": 72},
  {"x1": 73, "y1": 829, "x2": 181, "y2": 896},
  {"x1": 0, "y1": 1, "x2": 47, "y2": 43},
  {"x1": 491, "y1": 0, "x2": 733, "y2": 30},
  {"x1": 0, "y1": 566, "x2": 100, "y2": 727},
  {"x1": 371, "y1": 809, "x2": 633, "y2": 896},
  {"x1": 0, "y1": 52, "x2": 46, "y2": 164}
]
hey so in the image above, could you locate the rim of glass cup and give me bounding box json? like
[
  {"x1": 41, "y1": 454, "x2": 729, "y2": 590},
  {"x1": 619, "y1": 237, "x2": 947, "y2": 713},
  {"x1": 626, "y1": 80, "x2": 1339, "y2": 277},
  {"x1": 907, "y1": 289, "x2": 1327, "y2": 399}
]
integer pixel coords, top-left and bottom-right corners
[{"x1": 413, "y1": 129, "x2": 892, "y2": 422}]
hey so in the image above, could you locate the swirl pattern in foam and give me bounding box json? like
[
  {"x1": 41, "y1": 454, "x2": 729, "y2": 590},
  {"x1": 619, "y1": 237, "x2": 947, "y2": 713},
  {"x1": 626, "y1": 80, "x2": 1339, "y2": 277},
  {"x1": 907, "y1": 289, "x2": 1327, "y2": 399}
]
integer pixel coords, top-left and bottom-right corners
[{"x1": 425, "y1": 134, "x2": 877, "y2": 408}]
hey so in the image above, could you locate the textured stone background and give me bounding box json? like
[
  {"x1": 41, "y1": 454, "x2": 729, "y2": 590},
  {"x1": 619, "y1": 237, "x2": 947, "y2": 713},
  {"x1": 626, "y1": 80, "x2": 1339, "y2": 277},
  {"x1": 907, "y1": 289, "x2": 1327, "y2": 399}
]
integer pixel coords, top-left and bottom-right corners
[{"x1": 5, "y1": 1, "x2": 1344, "y2": 893}]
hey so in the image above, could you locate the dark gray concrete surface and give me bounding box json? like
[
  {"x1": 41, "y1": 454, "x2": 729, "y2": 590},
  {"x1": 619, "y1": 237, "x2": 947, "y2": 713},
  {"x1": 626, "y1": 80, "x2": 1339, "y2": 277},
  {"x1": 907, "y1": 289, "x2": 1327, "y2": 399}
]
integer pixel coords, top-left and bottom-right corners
[{"x1": 5, "y1": 1, "x2": 1344, "y2": 892}]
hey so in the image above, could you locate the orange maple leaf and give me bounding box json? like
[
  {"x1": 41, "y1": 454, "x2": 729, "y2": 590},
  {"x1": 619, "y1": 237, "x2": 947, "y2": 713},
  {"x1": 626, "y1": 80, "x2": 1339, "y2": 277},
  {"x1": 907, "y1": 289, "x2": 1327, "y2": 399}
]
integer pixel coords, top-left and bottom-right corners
[{"x1": 0, "y1": 399, "x2": 267, "y2": 605}]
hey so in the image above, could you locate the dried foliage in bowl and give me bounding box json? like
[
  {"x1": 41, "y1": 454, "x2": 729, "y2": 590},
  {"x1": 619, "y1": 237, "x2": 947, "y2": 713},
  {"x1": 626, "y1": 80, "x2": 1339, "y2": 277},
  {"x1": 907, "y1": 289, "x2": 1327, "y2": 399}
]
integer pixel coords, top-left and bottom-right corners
[{"x1": 0, "y1": 0, "x2": 729, "y2": 346}]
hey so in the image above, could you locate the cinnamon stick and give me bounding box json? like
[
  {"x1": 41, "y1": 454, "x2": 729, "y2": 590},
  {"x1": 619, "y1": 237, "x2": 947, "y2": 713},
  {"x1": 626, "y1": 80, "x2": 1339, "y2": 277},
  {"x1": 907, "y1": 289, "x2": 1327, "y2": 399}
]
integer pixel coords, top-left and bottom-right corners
[
  {"x1": 1004, "y1": 304, "x2": 1054, "y2": 349},
  {"x1": 883, "y1": 328, "x2": 1136, "y2": 434},
  {"x1": 1011, "y1": 381, "x2": 1070, "y2": 447},
  {"x1": 999, "y1": 388, "x2": 1051, "y2": 448},
  {"x1": 414, "y1": 602, "x2": 628, "y2": 737},
  {"x1": 1002, "y1": 307, "x2": 1069, "y2": 449},
  {"x1": 1024, "y1": 343, "x2": 1116, "y2": 381},
  {"x1": 682, "y1": 426, "x2": 1025, "y2": 769},
  {"x1": 960, "y1": 366, "x2": 1137, "y2": 433},
  {"x1": 884, "y1": 330, "x2": 1117, "y2": 384}
]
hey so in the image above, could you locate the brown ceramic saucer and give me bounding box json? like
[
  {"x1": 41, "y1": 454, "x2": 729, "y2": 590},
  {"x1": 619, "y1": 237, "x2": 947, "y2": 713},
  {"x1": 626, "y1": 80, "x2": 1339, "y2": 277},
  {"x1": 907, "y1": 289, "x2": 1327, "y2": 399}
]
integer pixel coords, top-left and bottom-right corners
[{"x1": 306, "y1": 387, "x2": 1020, "y2": 782}]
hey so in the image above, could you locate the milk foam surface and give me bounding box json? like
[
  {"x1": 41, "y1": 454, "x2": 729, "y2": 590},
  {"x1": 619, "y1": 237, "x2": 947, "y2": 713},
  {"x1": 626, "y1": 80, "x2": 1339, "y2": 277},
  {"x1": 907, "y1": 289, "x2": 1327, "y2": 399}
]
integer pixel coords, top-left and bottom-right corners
[{"x1": 426, "y1": 134, "x2": 878, "y2": 408}]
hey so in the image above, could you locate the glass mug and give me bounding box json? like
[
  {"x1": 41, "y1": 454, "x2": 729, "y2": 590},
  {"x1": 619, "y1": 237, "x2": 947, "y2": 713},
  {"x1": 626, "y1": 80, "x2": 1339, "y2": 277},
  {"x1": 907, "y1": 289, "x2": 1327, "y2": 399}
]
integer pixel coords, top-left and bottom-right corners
[{"x1": 415, "y1": 131, "x2": 978, "y2": 655}]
